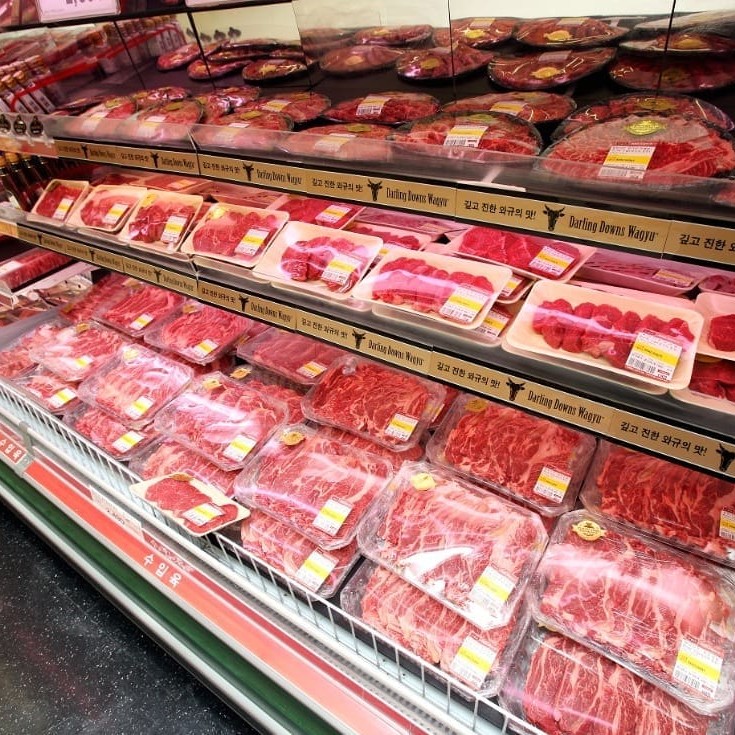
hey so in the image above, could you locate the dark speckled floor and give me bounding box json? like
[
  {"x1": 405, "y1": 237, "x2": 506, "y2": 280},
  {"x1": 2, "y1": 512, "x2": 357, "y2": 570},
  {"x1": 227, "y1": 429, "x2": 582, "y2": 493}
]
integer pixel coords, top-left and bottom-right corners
[{"x1": 0, "y1": 506, "x2": 263, "y2": 735}]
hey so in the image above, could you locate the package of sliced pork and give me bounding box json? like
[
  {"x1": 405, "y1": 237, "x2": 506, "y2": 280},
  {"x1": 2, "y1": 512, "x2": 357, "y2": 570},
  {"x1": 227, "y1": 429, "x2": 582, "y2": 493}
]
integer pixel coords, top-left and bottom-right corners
[
  {"x1": 580, "y1": 440, "x2": 735, "y2": 567},
  {"x1": 78, "y1": 345, "x2": 193, "y2": 430},
  {"x1": 442, "y1": 91, "x2": 576, "y2": 124},
  {"x1": 12, "y1": 367, "x2": 80, "y2": 415},
  {"x1": 432, "y1": 18, "x2": 515, "y2": 49},
  {"x1": 0, "y1": 319, "x2": 65, "y2": 380},
  {"x1": 236, "y1": 92, "x2": 330, "y2": 124},
  {"x1": 319, "y1": 45, "x2": 404, "y2": 76},
  {"x1": 341, "y1": 560, "x2": 531, "y2": 696},
  {"x1": 324, "y1": 92, "x2": 440, "y2": 125},
  {"x1": 236, "y1": 328, "x2": 347, "y2": 385},
  {"x1": 235, "y1": 423, "x2": 392, "y2": 550},
  {"x1": 513, "y1": 17, "x2": 627, "y2": 48},
  {"x1": 0, "y1": 249, "x2": 72, "y2": 294},
  {"x1": 30, "y1": 180, "x2": 89, "y2": 224},
  {"x1": 302, "y1": 355, "x2": 445, "y2": 451},
  {"x1": 609, "y1": 55, "x2": 735, "y2": 94},
  {"x1": 193, "y1": 110, "x2": 292, "y2": 152},
  {"x1": 67, "y1": 185, "x2": 148, "y2": 233},
  {"x1": 427, "y1": 394, "x2": 596, "y2": 516},
  {"x1": 500, "y1": 623, "x2": 732, "y2": 735},
  {"x1": 528, "y1": 509, "x2": 735, "y2": 714},
  {"x1": 280, "y1": 123, "x2": 393, "y2": 163},
  {"x1": 94, "y1": 283, "x2": 186, "y2": 337},
  {"x1": 358, "y1": 461, "x2": 547, "y2": 629}
]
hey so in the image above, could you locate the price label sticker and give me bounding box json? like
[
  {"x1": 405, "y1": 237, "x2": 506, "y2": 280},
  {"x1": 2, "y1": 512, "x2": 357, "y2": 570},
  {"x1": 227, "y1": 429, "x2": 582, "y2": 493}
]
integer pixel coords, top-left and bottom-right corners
[
  {"x1": 262, "y1": 99, "x2": 291, "y2": 112},
  {"x1": 49, "y1": 387, "x2": 77, "y2": 409},
  {"x1": 0, "y1": 260, "x2": 22, "y2": 276},
  {"x1": 316, "y1": 204, "x2": 353, "y2": 225},
  {"x1": 52, "y1": 196, "x2": 75, "y2": 221},
  {"x1": 439, "y1": 286, "x2": 491, "y2": 324},
  {"x1": 444, "y1": 124, "x2": 489, "y2": 148},
  {"x1": 103, "y1": 202, "x2": 130, "y2": 226},
  {"x1": 126, "y1": 395, "x2": 154, "y2": 419},
  {"x1": 625, "y1": 330, "x2": 683, "y2": 382},
  {"x1": 320, "y1": 254, "x2": 362, "y2": 287},
  {"x1": 673, "y1": 638, "x2": 723, "y2": 699},
  {"x1": 599, "y1": 145, "x2": 656, "y2": 180},
  {"x1": 477, "y1": 308, "x2": 511, "y2": 338},
  {"x1": 356, "y1": 95, "x2": 390, "y2": 116},
  {"x1": 313, "y1": 498, "x2": 352, "y2": 536},
  {"x1": 385, "y1": 413, "x2": 419, "y2": 442},
  {"x1": 719, "y1": 509, "x2": 735, "y2": 542},
  {"x1": 294, "y1": 550, "x2": 338, "y2": 592},
  {"x1": 129, "y1": 313, "x2": 154, "y2": 331},
  {"x1": 538, "y1": 50, "x2": 571, "y2": 63},
  {"x1": 182, "y1": 502, "x2": 225, "y2": 527},
  {"x1": 652, "y1": 269, "x2": 695, "y2": 288},
  {"x1": 234, "y1": 227, "x2": 270, "y2": 257},
  {"x1": 470, "y1": 18, "x2": 496, "y2": 28},
  {"x1": 470, "y1": 565, "x2": 516, "y2": 615},
  {"x1": 161, "y1": 214, "x2": 189, "y2": 245},
  {"x1": 533, "y1": 466, "x2": 572, "y2": 503},
  {"x1": 529, "y1": 246, "x2": 576, "y2": 277},
  {"x1": 296, "y1": 361, "x2": 327, "y2": 380},
  {"x1": 223, "y1": 435, "x2": 257, "y2": 462},
  {"x1": 143, "y1": 115, "x2": 167, "y2": 124},
  {"x1": 111, "y1": 431, "x2": 145, "y2": 454},
  {"x1": 490, "y1": 101, "x2": 526, "y2": 116},
  {"x1": 192, "y1": 339, "x2": 219, "y2": 358},
  {"x1": 74, "y1": 355, "x2": 94, "y2": 369},
  {"x1": 500, "y1": 274, "x2": 523, "y2": 298},
  {"x1": 314, "y1": 134, "x2": 355, "y2": 154},
  {"x1": 449, "y1": 637, "x2": 497, "y2": 689}
]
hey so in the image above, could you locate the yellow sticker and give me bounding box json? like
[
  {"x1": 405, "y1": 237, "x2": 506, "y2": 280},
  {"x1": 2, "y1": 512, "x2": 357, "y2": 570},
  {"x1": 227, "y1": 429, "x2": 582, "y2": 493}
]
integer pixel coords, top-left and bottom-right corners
[
  {"x1": 625, "y1": 330, "x2": 682, "y2": 382},
  {"x1": 281, "y1": 430, "x2": 305, "y2": 446},
  {"x1": 49, "y1": 387, "x2": 77, "y2": 408},
  {"x1": 533, "y1": 466, "x2": 572, "y2": 503},
  {"x1": 202, "y1": 377, "x2": 222, "y2": 390},
  {"x1": 129, "y1": 313, "x2": 154, "y2": 331},
  {"x1": 531, "y1": 66, "x2": 561, "y2": 79},
  {"x1": 673, "y1": 639, "x2": 723, "y2": 698},
  {"x1": 544, "y1": 29, "x2": 573, "y2": 42},
  {"x1": 313, "y1": 498, "x2": 352, "y2": 536},
  {"x1": 111, "y1": 431, "x2": 144, "y2": 453},
  {"x1": 625, "y1": 119, "x2": 666, "y2": 136},
  {"x1": 127, "y1": 395, "x2": 154, "y2": 419},
  {"x1": 572, "y1": 519, "x2": 605, "y2": 542},
  {"x1": 294, "y1": 550, "x2": 337, "y2": 592},
  {"x1": 74, "y1": 355, "x2": 93, "y2": 369},
  {"x1": 192, "y1": 339, "x2": 218, "y2": 358},
  {"x1": 230, "y1": 366, "x2": 252, "y2": 380},
  {"x1": 439, "y1": 286, "x2": 489, "y2": 323},
  {"x1": 719, "y1": 509, "x2": 735, "y2": 542},
  {"x1": 385, "y1": 413, "x2": 419, "y2": 442},
  {"x1": 52, "y1": 196, "x2": 75, "y2": 220},
  {"x1": 410, "y1": 472, "x2": 436, "y2": 491},
  {"x1": 449, "y1": 637, "x2": 497, "y2": 688},
  {"x1": 122, "y1": 347, "x2": 140, "y2": 361},
  {"x1": 223, "y1": 434, "x2": 256, "y2": 462},
  {"x1": 466, "y1": 398, "x2": 489, "y2": 413}
]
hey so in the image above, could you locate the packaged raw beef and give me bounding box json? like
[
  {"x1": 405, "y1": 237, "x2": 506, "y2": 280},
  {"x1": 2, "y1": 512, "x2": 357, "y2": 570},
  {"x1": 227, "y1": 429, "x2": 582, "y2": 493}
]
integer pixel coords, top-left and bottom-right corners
[
  {"x1": 389, "y1": 112, "x2": 542, "y2": 161},
  {"x1": 187, "y1": 59, "x2": 246, "y2": 81},
  {"x1": 156, "y1": 41, "x2": 220, "y2": 72},
  {"x1": 442, "y1": 91, "x2": 576, "y2": 124},
  {"x1": 56, "y1": 94, "x2": 109, "y2": 115},
  {"x1": 128, "y1": 100, "x2": 204, "y2": 144},
  {"x1": 324, "y1": 92, "x2": 440, "y2": 125},
  {"x1": 231, "y1": 368, "x2": 306, "y2": 424},
  {"x1": 181, "y1": 202, "x2": 287, "y2": 267},
  {"x1": 541, "y1": 114, "x2": 735, "y2": 187},
  {"x1": 500, "y1": 625, "x2": 728, "y2": 735},
  {"x1": 353, "y1": 25, "x2": 433, "y2": 47},
  {"x1": 94, "y1": 283, "x2": 185, "y2": 337},
  {"x1": 13, "y1": 368, "x2": 80, "y2": 415},
  {"x1": 514, "y1": 17, "x2": 627, "y2": 48},
  {"x1": 235, "y1": 423, "x2": 391, "y2": 549},
  {"x1": 67, "y1": 185, "x2": 147, "y2": 233},
  {"x1": 69, "y1": 96, "x2": 137, "y2": 135},
  {"x1": 396, "y1": 45, "x2": 492, "y2": 80},
  {"x1": 319, "y1": 45, "x2": 404, "y2": 76},
  {"x1": 194, "y1": 109, "x2": 292, "y2": 151},
  {"x1": 133, "y1": 87, "x2": 190, "y2": 109},
  {"x1": 236, "y1": 328, "x2": 346, "y2": 385},
  {"x1": 528, "y1": 510, "x2": 735, "y2": 715},
  {"x1": 0, "y1": 249, "x2": 72, "y2": 292},
  {"x1": 302, "y1": 355, "x2": 445, "y2": 451},
  {"x1": 686, "y1": 358, "x2": 735, "y2": 403},
  {"x1": 31, "y1": 322, "x2": 126, "y2": 382},
  {"x1": 620, "y1": 32, "x2": 735, "y2": 56},
  {"x1": 359, "y1": 461, "x2": 547, "y2": 629},
  {"x1": 130, "y1": 473, "x2": 248, "y2": 537},
  {"x1": 346, "y1": 223, "x2": 431, "y2": 257},
  {"x1": 0, "y1": 319, "x2": 63, "y2": 380},
  {"x1": 154, "y1": 372, "x2": 288, "y2": 471},
  {"x1": 432, "y1": 18, "x2": 515, "y2": 49},
  {"x1": 78, "y1": 345, "x2": 193, "y2": 429},
  {"x1": 609, "y1": 55, "x2": 735, "y2": 93},
  {"x1": 700, "y1": 275, "x2": 735, "y2": 295},
  {"x1": 236, "y1": 92, "x2": 330, "y2": 124},
  {"x1": 280, "y1": 123, "x2": 393, "y2": 162},
  {"x1": 30, "y1": 180, "x2": 89, "y2": 223},
  {"x1": 553, "y1": 93, "x2": 734, "y2": 141},
  {"x1": 696, "y1": 293, "x2": 735, "y2": 358},
  {"x1": 242, "y1": 58, "x2": 308, "y2": 82},
  {"x1": 301, "y1": 27, "x2": 352, "y2": 56},
  {"x1": 60, "y1": 273, "x2": 131, "y2": 324},
  {"x1": 355, "y1": 209, "x2": 458, "y2": 237},
  {"x1": 487, "y1": 48, "x2": 616, "y2": 90},
  {"x1": 428, "y1": 394, "x2": 596, "y2": 515},
  {"x1": 341, "y1": 561, "x2": 530, "y2": 696}
]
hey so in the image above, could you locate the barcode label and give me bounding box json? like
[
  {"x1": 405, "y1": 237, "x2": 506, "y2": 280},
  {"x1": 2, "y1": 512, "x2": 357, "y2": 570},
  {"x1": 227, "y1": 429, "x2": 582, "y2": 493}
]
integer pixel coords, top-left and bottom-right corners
[
  {"x1": 222, "y1": 435, "x2": 256, "y2": 462},
  {"x1": 192, "y1": 339, "x2": 218, "y2": 358},
  {"x1": 356, "y1": 95, "x2": 390, "y2": 116},
  {"x1": 449, "y1": 637, "x2": 497, "y2": 689},
  {"x1": 673, "y1": 638, "x2": 722, "y2": 699},
  {"x1": 444, "y1": 124, "x2": 489, "y2": 148},
  {"x1": 652, "y1": 269, "x2": 694, "y2": 288},
  {"x1": 500, "y1": 275, "x2": 522, "y2": 298},
  {"x1": 52, "y1": 196, "x2": 75, "y2": 220},
  {"x1": 111, "y1": 431, "x2": 144, "y2": 454},
  {"x1": 296, "y1": 361, "x2": 327, "y2": 379},
  {"x1": 314, "y1": 134, "x2": 355, "y2": 154},
  {"x1": 625, "y1": 330, "x2": 683, "y2": 382},
  {"x1": 103, "y1": 202, "x2": 130, "y2": 226},
  {"x1": 529, "y1": 246, "x2": 576, "y2": 277},
  {"x1": 385, "y1": 413, "x2": 419, "y2": 442},
  {"x1": 294, "y1": 550, "x2": 337, "y2": 592},
  {"x1": 599, "y1": 145, "x2": 656, "y2": 181},
  {"x1": 316, "y1": 204, "x2": 353, "y2": 225},
  {"x1": 313, "y1": 498, "x2": 352, "y2": 536},
  {"x1": 129, "y1": 313, "x2": 154, "y2": 331},
  {"x1": 320, "y1": 254, "x2": 362, "y2": 287},
  {"x1": 469, "y1": 566, "x2": 516, "y2": 620},
  {"x1": 720, "y1": 509, "x2": 735, "y2": 542},
  {"x1": 126, "y1": 396, "x2": 154, "y2": 419},
  {"x1": 161, "y1": 214, "x2": 189, "y2": 245},
  {"x1": 477, "y1": 308, "x2": 510, "y2": 338},
  {"x1": 234, "y1": 227, "x2": 270, "y2": 257},
  {"x1": 439, "y1": 286, "x2": 491, "y2": 324},
  {"x1": 533, "y1": 466, "x2": 572, "y2": 503},
  {"x1": 182, "y1": 502, "x2": 224, "y2": 527},
  {"x1": 49, "y1": 387, "x2": 77, "y2": 409}
]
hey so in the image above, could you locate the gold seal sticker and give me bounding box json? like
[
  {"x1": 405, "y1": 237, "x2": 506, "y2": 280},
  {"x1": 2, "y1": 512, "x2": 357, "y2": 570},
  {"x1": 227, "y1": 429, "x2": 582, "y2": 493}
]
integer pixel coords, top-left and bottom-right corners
[
  {"x1": 625, "y1": 118, "x2": 666, "y2": 136},
  {"x1": 259, "y1": 64, "x2": 278, "y2": 74},
  {"x1": 531, "y1": 67, "x2": 561, "y2": 80},
  {"x1": 572, "y1": 520, "x2": 606, "y2": 541},
  {"x1": 75, "y1": 322, "x2": 90, "y2": 333},
  {"x1": 182, "y1": 303, "x2": 199, "y2": 314},
  {"x1": 421, "y1": 58, "x2": 442, "y2": 70},
  {"x1": 411, "y1": 472, "x2": 436, "y2": 491},
  {"x1": 281, "y1": 430, "x2": 305, "y2": 446},
  {"x1": 140, "y1": 192, "x2": 158, "y2": 207},
  {"x1": 466, "y1": 397, "x2": 489, "y2": 413},
  {"x1": 202, "y1": 377, "x2": 222, "y2": 390},
  {"x1": 240, "y1": 110, "x2": 262, "y2": 120},
  {"x1": 209, "y1": 205, "x2": 227, "y2": 220},
  {"x1": 465, "y1": 29, "x2": 486, "y2": 40},
  {"x1": 122, "y1": 347, "x2": 139, "y2": 361},
  {"x1": 230, "y1": 366, "x2": 252, "y2": 380},
  {"x1": 346, "y1": 55, "x2": 363, "y2": 66},
  {"x1": 637, "y1": 98, "x2": 675, "y2": 112},
  {"x1": 170, "y1": 472, "x2": 193, "y2": 482},
  {"x1": 673, "y1": 36, "x2": 706, "y2": 50},
  {"x1": 544, "y1": 30, "x2": 572, "y2": 42},
  {"x1": 347, "y1": 124, "x2": 373, "y2": 133}
]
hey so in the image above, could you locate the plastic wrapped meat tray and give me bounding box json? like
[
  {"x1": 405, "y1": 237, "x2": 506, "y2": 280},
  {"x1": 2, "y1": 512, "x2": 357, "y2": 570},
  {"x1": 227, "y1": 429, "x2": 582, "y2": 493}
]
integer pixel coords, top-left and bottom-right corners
[
  {"x1": 353, "y1": 25, "x2": 433, "y2": 46},
  {"x1": 0, "y1": 319, "x2": 65, "y2": 380},
  {"x1": 358, "y1": 461, "x2": 547, "y2": 629},
  {"x1": 621, "y1": 32, "x2": 735, "y2": 56},
  {"x1": 528, "y1": 510, "x2": 735, "y2": 715},
  {"x1": 609, "y1": 55, "x2": 735, "y2": 94},
  {"x1": 13, "y1": 368, "x2": 80, "y2": 415},
  {"x1": 236, "y1": 92, "x2": 330, "y2": 124},
  {"x1": 442, "y1": 91, "x2": 576, "y2": 124},
  {"x1": 432, "y1": 18, "x2": 515, "y2": 49},
  {"x1": 396, "y1": 45, "x2": 492, "y2": 80},
  {"x1": 123, "y1": 100, "x2": 204, "y2": 145},
  {"x1": 232, "y1": 368, "x2": 306, "y2": 424},
  {"x1": 60, "y1": 274, "x2": 132, "y2": 324},
  {"x1": 341, "y1": 561, "x2": 530, "y2": 696},
  {"x1": 302, "y1": 355, "x2": 445, "y2": 451},
  {"x1": 94, "y1": 283, "x2": 186, "y2": 337},
  {"x1": 513, "y1": 17, "x2": 627, "y2": 48},
  {"x1": 324, "y1": 92, "x2": 440, "y2": 125},
  {"x1": 78, "y1": 345, "x2": 193, "y2": 429},
  {"x1": 427, "y1": 394, "x2": 596, "y2": 516},
  {"x1": 30, "y1": 180, "x2": 89, "y2": 223},
  {"x1": 0, "y1": 249, "x2": 71, "y2": 293},
  {"x1": 319, "y1": 45, "x2": 404, "y2": 76},
  {"x1": 194, "y1": 110, "x2": 292, "y2": 152},
  {"x1": 273, "y1": 196, "x2": 363, "y2": 229},
  {"x1": 234, "y1": 423, "x2": 391, "y2": 550},
  {"x1": 66, "y1": 185, "x2": 147, "y2": 233},
  {"x1": 242, "y1": 58, "x2": 308, "y2": 82},
  {"x1": 154, "y1": 372, "x2": 288, "y2": 472},
  {"x1": 157, "y1": 41, "x2": 219, "y2": 72},
  {"x1": 280, "y1": 123, "x2": 393, "y2": 163}
]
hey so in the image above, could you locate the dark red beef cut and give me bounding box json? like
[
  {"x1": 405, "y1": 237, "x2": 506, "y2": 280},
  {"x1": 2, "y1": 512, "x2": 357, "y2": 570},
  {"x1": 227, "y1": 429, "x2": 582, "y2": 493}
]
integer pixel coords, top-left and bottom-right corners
[
  {"x1": 208, "y1": 49, "x2": 267, "y2": 64},
  {"x1": 156, "y1": 42, "x2": 219, "y2": 71},
  {"x1": 237, "y1": 92, "x2": 330, "y2": 124},
  {"x1": 709, "y1": 314, "x2": 735, "y2": 351},
  {"x1": 324, "y1": 92, "x2": 440, "y2": 125},
  {"x1": 243, "y1": 379, "x2": 305, "y2": 424},
  {"x1": 125, "y1": 198, "x2": 199, "y2": 246},
  {"x1": 609, "y1": 54, "x2": 735, "y2": 93},
  {"x1": 542, "y1": 114, "x2": 735, "y2": 187},
  {"x1": 34, "y1": 181, "x2": 86, "y2": 221},
  {"x1": 196, "y1": 86, "x2": 261, "y2": 122},
  {"x1": 348, "y1": 224, "x2": 423, "y2": 250},
  {"x1": 133, "y1": 86, "x2": 190, "y2": 109},
  {"x1": 514, "y1": 17, "x2": 627, "y2": 48},
  {"x1": 96, "y1": 284, "x2": 185, "y2": 335},
  {"x1": 433, "y1": 18, "x2": 515, "y2": 49},
  {"x1": 317, "y1": 425, "x2": 423, "y2": 471},
  {"x1": 187, "y1": 59, "x2": 246, "y2": 81},
  {"x1": 319, "y1": 45, "x2": 404, "y2": 76},
  {"x1": 274, "y1": 196, "x2": 361, "y2": 228},
  {"x1": 488, "y1": 47, "x2": 616, "y2": 90},
  {"x1": 699, "y1": 275, "x2": 735, "y2": 294},
  {"x1": 242, "y1": 58, "x2": 307, "y2": 81},
  {"x1": 78, "y1": 191, "x2": 141, "y2": 230},
  {"x1": 281, "y1": 123, "x2": 392, "y2": 162},
  {"x1": 301, "y1": 28, "x2": 352, "y2": 56},
  {"x1": 689, "y1": 359, "x2": 735, "y2": 401},
  {"x1": 353, "y1": 25, "x2": 433, "y2": 47},
  {"x1": 621, "y1": 32, "x2": 735, "y2": 56},
  {"x1": 443, "y1": 91, "x2": 576, "y2": 124},
  {"x1": 396, "y1": 45, "x2": 492, "y2": 79},
  {"x1": 0, "y1": 249, "x2": 71, "y2": 291},
  {"x1": 458, "y1": 227, "x2": 581, "y2": 277}
]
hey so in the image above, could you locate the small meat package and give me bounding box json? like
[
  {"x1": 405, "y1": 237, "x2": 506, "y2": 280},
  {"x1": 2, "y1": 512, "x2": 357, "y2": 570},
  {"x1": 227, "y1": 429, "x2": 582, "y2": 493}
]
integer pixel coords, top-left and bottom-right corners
[
  {"x1": 154, "y1": 372, "x2": 288, "y2": 471},
  {"x1": 230, "y1": 365, "x2": 307, "y2": 424},
  {"x1": 0, "y1": 318, "x2": 65, "y2": 380},
  {"x1": 66, "y1": 185, "x2": 148, "y2": 233},
  {"x1": 340, "y1": 560, "x2": 530, "y2": 697},
  {"x1": 234, "y1": 424, "x2": 392, "y2": 550},
  {"x1": 358, "y1": 462, "x2": 547, "y2": 629},
  {"x1": 59, "y1": 273, "x2": 132, "y2": 324},
  {"x1": 302, "y1": 355, "x2": 446, "y2": 451},
  {"x1": 236, "y1": 328, "x2": 347, "y2": 385},
  {"x1": 581, "y1": 440, "x2": 735, "y2": 567},
  {"x1": 428, "y1": 394, "x2": 596, "y2": 515},
  {"x1": 500, "y1": 624, "x2": 731, "y2": 735},
  {"x1": 13, "y1": 368, "x2": 80, "y2": 415},
  {"x1": 528, "y1": 510, "x2": 735, "y2": 715},
  {"x1": 0, "y1": 250, "x2": 72, "y2": 294},
  {"x1": 505, "y1": 281, "x2": 704, "y2": 389},
  {"x1": 696, "y1": 293, "x2": 735, "y2": 358},
  {"x1": 130, "y1": 473, "x2": 248, "y2": 537},
  {"x1": 94, "y1": 282, "x2": 186, "y2": 336},
  {"x1": 30, "y1": 180, "x2": 89, "y2": 224}
]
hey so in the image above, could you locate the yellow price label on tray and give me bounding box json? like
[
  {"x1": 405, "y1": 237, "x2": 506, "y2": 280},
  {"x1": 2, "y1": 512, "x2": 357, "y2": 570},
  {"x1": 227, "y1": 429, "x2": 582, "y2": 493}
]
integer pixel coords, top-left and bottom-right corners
[
  {"x1": 193, "y1": 339, "x2": 218, "y2": 358},
  {"x1": 130, "y1": 313, "x2": 154, "y2": 331},
  {"x1": 161, "y1": 214, "x2": 188, "y2": 244},
  {"x1": 474, "y1": 566, "x2": 515, "y2": 603},
  {"x1": 223, "y1": 435, "x2": 256, "y2": 462},
  {"x1": 449, "y1": 637, "x2": 497, "y2": 688},
  {"x1": 112, "y1": 431, "x2": 144, "y2": 453},
  {"x1": 529, "y1": 246, "x2": 575, "y2": 276},
  {"x1": 127, "y1": 396, "x2": 154, "y2": 419},
  {"x1": 313, "y1": 498, "x2": 352, "y2": 536},
  {"x1": 490, "y1": 101, "x2": 526, "y2": 115},
  {"x1": 673, "y1": 639, "x2": 723, "y2": 698},
  {"x1": 295, "y1": 550, "x2": 337, "y2": 592},
  {"x1": 49, "y1": 388, "x2": 76, "y2": 408},
  {"x1": 719, "y1": 510, "x2": 735, "y2": 542},
  {"x1": 297, "y1": 361, "x2": 327, "y2": 379},
  {"x1": 74, "y1": 355, "x2": 93, "y2": 369},
  {"x1": 625, "y1": 330, "x2": 682, "y2": 382},
  {"x1": 53, "y1": 196, "x2": 75, "y2": 220},
  {"x1": 104, "y1": 202, "x2": 129, "y2": 226},
  {"x1": 533, "y1": 466, "x2": 572, "y2": 503},
  {"x1": 385, "y1": 413, "x2": 419, "y2": 442}
]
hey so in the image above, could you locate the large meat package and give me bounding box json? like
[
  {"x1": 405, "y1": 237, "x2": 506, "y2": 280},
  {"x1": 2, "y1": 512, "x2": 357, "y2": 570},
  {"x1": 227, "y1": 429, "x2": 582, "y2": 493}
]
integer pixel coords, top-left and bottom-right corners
[
  {"x1": 154, "y1": 372, "x2": 288, "y2": 472},
  {"x1": 319, "y1": 45, "x2": 404, "y2": 75},
  {"x1": 78, "y1": 345, "x2": 193, "y2": 429},
  {"x1": 442, "y1": 91, "x2": 576, "y2": 124},
  {"x1": 31, "y1": 321, "x2": 126, "y2": 382},
  {"x1": 358, "y1": 461, "x2": 547, "y2": 629},
  {"x1": 128, "y1": 100, "x2": 205, "y2": 144},
  {"x1": 432, "y1": 18, "x2": 515, "y2": 49},
  {"x1": 513, "y1": 17, "x2": 627, "y2": 48},
  {"x1": 353, "y1": 246, "x2": 510, "y2": 329},
  {"x1": 397, "y1": 45, "x2": 493, "y2": 80},
  {"x1": 235, "y1": 424, "x2": 391, "y2": 549},
  {"x1": 581, "y1": 440, "x2": 735, "y2": 566},
  {"x1": 541, "y1": 114, "x2": 735, "y2": 187},
  {"x1": 341, "y1": 561, "x2": 530, "y2": 696},
  {"x1": 695, "y1": 293, "x2": 735, "y2": 358},
  {"x1": 506, "y1": 281, "x2": 703, "y2": 389},
  {"x1": 389, "y1": 112, "x2": 542, "y2": 161},
  {"x1": 67, "y1": 185, "x2": 147, "y2": 232},
  {"x1": 64, "y1": 403, "x2": 159, "y2": 461},
  {"x1": 68, "y1": 96, "x2": 137, "y2": 136},
  {"x1": 182, "y1": 202, "x2": 287, "y2": 268},
  {"x1": 0, "y1": 319, "x2": 64, "y2": 379},
  {"x1": 621, "y1": 32, "x2": 735, "y2": 57},
  {"x1": 302, "y1": 355, "x2": 445, "y2": 451},
  {"x1": 528, "y1": 510, "x2": 735, "y2": 714},
  {"x1": 280, "y1": 124, "x2": 393, "y2": 163},
  {"x1": 487, "y1": 48, "x2": 616, "y2": 90},
  {"x1": 30, "y1": 180, "x2": 89, "y2": 223},
  {"x1": 428, "y1": 394, "x2": 596, "y2": 515},
  {"x1": 236, "y1": 92, "x2": 330, "y2": 124},
  {"x1": 353, "y1": 25, "x2": 433, "y2": 47},
  {"x1": 94, "y1": 283, "x2": 186, "y2": 337},
  {"x1": 236, "y1": 328, "x2": 346, "y2": 385},
  {"x1": 609, "y1": 55, "x2": 735, "y2": 94},
  {"x1": 13, "y1": 368, "x2": 80, "y2": 415},
  {"x1": 500, "y1": 625, "x2": 728, "y2": 735},
  {"x1": 324, "y1": 92, "x2": 440, "y2": 125},
  {"x1": 60, "y1": 273, "x2": 132, "y2": 324},
  {"x1": 273, "y1": 196, "x2": 362, "y2": 229},
  {"x1": 194, "y1": 110, "x2": 292, "y2": 152},
  {"x1": 130, "y1": 473, "x2": 248, "y2": 537},
  {"x1": 131, "y1": 438, "x2": 238, "y2": 497},
  {"x1": 0, "y1": 249, "x2": 71, "y2": 293}
]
